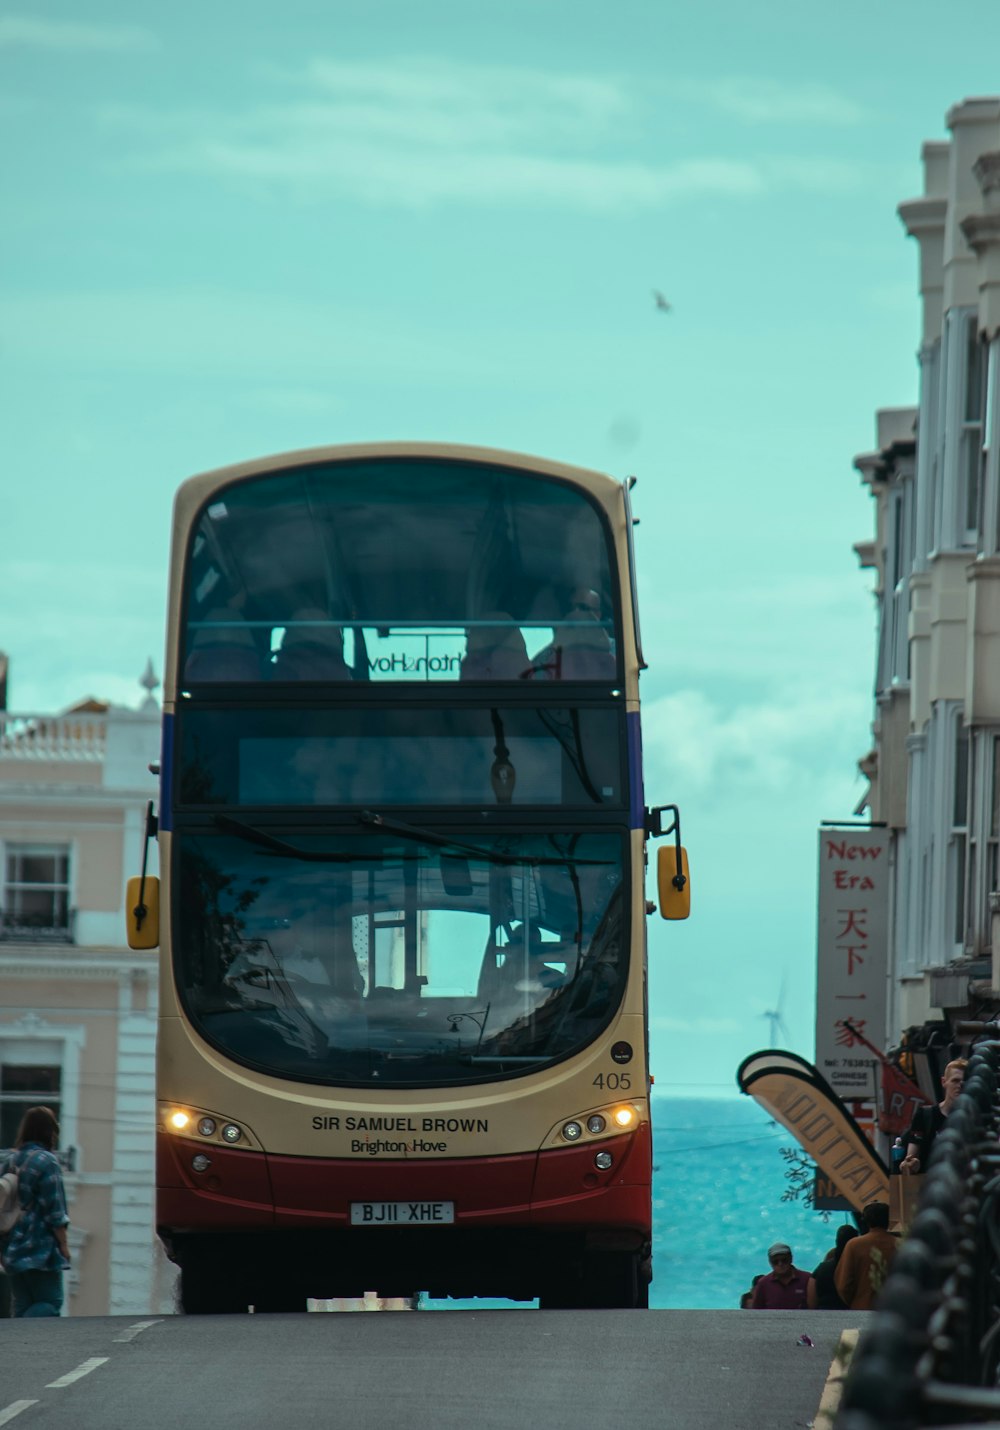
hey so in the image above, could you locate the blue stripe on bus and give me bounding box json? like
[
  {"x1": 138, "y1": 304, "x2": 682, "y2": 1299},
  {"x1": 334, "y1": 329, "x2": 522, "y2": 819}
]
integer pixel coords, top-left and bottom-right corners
[
  {"x1": 159, "y1": 709, "x2": 643, "y2": 829},
  {"x1": 160, "y1": 714, "x2": 173, "y2": 832},
  {"x1": 627, "y1": 711, "x2": 644, "y2": 829}
]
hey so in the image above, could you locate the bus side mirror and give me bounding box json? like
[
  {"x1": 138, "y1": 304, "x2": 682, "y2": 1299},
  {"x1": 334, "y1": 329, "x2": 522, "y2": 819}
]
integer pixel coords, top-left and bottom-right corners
[
  {"x1": 657, "y1": 846, "x2": 690, "y2": 921},
  {"x1": 126, "y1": 875, "x2": 160, "y2": 949}
]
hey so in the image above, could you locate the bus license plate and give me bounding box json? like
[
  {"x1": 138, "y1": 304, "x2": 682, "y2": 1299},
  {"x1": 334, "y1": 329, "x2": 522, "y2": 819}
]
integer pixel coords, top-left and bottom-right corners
[{"x1": 350, "y1": 1201, "x2": 455, "y2": 1226}]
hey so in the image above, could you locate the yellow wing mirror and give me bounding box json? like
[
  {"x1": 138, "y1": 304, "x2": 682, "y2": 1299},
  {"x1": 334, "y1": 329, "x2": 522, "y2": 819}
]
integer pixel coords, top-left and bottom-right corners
[
  {"x1": 126, "y1": 875, "x2": 160, "y2": 948},
  {"x1": 646, "y1": 803, "x2": 691, "y2": 921},
  {"x1": 126, "y1": 799, "x2": 160, "y2": 948},
  {"x1": 657, "y1": 845, "x2": 691, "y2": 921}
]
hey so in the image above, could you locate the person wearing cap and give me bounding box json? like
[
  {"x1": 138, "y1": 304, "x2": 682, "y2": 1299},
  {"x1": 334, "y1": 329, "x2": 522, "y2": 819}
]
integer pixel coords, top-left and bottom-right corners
[
  {"x1": 834, "y1": 1202, "x2": 898, "y2": 1310},
  {"x1": 749, "y1": 1242, "x2": 814, "y2": 1310}
]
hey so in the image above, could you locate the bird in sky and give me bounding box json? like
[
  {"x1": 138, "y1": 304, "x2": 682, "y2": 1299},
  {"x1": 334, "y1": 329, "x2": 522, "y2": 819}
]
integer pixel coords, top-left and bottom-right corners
[{"x1": 652, "y1": 290, "x2": 672, "y2": 313}]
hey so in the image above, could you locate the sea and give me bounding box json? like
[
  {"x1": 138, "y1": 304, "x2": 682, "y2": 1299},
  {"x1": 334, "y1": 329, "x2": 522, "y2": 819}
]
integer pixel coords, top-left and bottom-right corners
[
  {"x1": 422, "y1": 1095, "x2": 852, "y2": 1311},
  {"x1": 648, "y1": 1094, "x2": 848, "y2": 1308}
]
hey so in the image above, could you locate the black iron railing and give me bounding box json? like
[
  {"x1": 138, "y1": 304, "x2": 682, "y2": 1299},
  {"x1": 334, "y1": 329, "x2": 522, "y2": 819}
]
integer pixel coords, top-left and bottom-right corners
[{"x1": 836, "y1": 1040, "x2": 1000, "y2": 1428}]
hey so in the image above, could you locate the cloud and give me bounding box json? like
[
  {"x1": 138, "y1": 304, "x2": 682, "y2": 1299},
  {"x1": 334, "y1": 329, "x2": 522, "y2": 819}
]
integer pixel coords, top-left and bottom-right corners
[
  {"x1": 0, "y1": 15, "x2": 158, "y2": 52},
  {"x1": 651, "y1": 1014, "x2": 743, "y2": 1035},
  {"x1": 641, "y1": 682, "x2": 870, "y2": 797},
  {"x1": 0, "y1": 558, "x2": 166, "y2": 712},
  {"x1": 694, "y1": 78, "x2": 868, "y2": 127},
  {"x1": 96, "y1": 57, "x2": 870, "y2": 210},
  {"x1": 176, "y1": 141, "x2": 766, "y2": 208},
  {"x1": 636, "y1": 574, "x2": 876, "y2": 690},
  {"x1": 301, "y1": 57, "x2": 630, "y2": 145},
  {"x1": 0, "y1": 288, "x2": 490, "y2": 380}
]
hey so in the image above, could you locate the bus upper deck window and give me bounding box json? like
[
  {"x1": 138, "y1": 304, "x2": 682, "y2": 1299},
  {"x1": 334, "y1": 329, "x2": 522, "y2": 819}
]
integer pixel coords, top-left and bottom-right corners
[{"x1": 184, "y1": 610, "x2": 263, "y2": 684}]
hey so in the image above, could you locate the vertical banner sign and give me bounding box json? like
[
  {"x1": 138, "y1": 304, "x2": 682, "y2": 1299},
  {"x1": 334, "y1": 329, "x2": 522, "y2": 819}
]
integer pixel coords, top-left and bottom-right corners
[{"x1": 816, "y1": 826, "x2": 890, "y2": 1101}]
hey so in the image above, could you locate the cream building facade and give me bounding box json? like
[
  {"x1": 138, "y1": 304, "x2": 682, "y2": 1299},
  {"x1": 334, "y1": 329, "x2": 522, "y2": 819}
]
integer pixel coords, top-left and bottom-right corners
[
  {"x1": 853, "y1": 97, "x2": 1000, "y2": 1078},
  {"x1": 0, "y1": 668, "x2": 166, "y2": 1315}
]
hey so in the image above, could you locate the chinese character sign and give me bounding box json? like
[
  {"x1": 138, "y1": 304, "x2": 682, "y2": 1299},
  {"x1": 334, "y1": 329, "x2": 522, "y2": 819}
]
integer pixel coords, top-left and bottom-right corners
[{"x1": 815, "y1": 828, "x2": 890, "y2": 1100}]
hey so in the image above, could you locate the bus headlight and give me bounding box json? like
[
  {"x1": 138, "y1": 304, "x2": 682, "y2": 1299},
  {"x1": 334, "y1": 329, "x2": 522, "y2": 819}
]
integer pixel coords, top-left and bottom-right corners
[
  {"x1": 197, "y1": 1117, "x2": 217, "y2": 1137},
  {"x1": 221, "y1": 1123, "x2": 243, "y2": 1145},
  {"x1": 613, "y1": 1106, "x2": 637, "y2": 1129},
  {"x1": 587, "y1": 1115, "x2": 606, "y2": 1134},
  {"x1": 594, "y1": 1151, "x2": 614, "y2": 1170},
  {"x1": 168, "y1": 1110, "x2": 191, "y2": 1131},
  {"x1": 562, "y1": 1121, "x2": 583, "y2": 1142}
]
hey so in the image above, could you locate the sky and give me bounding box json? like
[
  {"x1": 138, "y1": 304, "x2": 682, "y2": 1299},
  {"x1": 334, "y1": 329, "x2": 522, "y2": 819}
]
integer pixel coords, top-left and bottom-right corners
[{"x1": 3, "y1": 0, "x2": 1000, "y2": 1097}]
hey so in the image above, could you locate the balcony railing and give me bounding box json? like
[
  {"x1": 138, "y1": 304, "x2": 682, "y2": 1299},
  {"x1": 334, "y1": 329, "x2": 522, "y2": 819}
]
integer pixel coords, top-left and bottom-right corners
[
  {"x1": 0, "y1": 712, "x2": 107, "y2": 763},
  {"x1": 0, "y1": 908, "x2": 76, "y2": 944}
]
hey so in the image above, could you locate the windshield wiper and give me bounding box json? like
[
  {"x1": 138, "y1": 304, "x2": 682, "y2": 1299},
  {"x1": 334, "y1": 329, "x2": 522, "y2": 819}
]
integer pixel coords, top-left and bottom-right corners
[
  {"x1": 358, "y1": 811, "x2": 613, "y2": 867},
  {"x1": 213, "y1": 814, "x2": 425, "y2": 863},
  {"x1": 359, "y1": 810, "x2": 516, "y2": 863}
]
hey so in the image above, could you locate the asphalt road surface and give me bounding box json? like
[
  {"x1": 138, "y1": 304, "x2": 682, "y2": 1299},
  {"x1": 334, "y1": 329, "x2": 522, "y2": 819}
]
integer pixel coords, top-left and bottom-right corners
[{"x1": 0, "y1": 1308, "x2": 874, "y2": 1430}]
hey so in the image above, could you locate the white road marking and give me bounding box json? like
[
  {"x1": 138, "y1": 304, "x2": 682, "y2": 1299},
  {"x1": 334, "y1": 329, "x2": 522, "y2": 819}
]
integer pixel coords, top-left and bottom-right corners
[
  {"x1": 113, "y1": 1319, "x2": 163, "y2": 1343},
  {"x1": 0, "y1": 1402, "x2": 39, "y2": 1426},
  {"x1": 45, "y1": 1357, "x2": 109, "y2": 1388}
]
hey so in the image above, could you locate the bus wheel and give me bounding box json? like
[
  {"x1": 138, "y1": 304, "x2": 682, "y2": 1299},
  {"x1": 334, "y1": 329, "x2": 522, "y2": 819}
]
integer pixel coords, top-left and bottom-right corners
[
  {"x1": 179, "y1": 1257, "x2": 250, "y2": 1315},
  {"x1": 580, "y1": 1250, "x2": 646, "y2": 1309},
  {"x1": 250, "y1": 1280, "x2": 307, "y2": 1313}
]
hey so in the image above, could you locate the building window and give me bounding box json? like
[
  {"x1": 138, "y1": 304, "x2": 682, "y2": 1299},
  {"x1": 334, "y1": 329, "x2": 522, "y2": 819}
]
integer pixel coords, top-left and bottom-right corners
[
  {"x1": 0, "y1": 1063, "x2": 61, "y2": 1149},
  {"x1": 1, "y1": 845, "x2": 72, "y2": 941},
  {"x1": 887, "y1": 479, "x2": 915, "y2": 685},
  {"x1": 961, "y1": 316, "x2": 986, "y2": 546},
  {"x1": 989, "y1": 735, "x2": 1000, "y2": 924},
  {"x1": 952, "y1": 717, "x2": 970, "y2": 948}
]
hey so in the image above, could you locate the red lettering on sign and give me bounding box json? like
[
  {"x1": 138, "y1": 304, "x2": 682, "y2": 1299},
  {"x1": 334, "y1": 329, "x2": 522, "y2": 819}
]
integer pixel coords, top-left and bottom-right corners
[
  {"x1": 826, "y1": 841, "x2": 883, "y2": 861},
  {"x1": 833, "y1": 871, "x2": 875, "y2": 890},
  {"x1": 836, "y1": 910, "x2": 868, "y2": 939},
  {"x1": 837, "y1": 947, "x2": 866, "y2": 975}
]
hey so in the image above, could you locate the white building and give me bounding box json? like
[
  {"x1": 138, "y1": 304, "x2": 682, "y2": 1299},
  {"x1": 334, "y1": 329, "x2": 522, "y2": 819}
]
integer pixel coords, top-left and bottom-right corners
[
  {"x1": 0, "y1": 663, "x2": 165, "y2": 1315},
  {"x1": 852, "y1": 97, "x2": 1000, "y2": 1087}
]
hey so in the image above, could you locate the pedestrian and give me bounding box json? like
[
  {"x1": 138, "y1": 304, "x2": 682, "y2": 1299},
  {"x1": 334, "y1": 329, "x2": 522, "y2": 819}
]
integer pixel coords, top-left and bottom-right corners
[
  {"x1": 0, "y1": 1106, "x2": 71, "y2": 1317},
  {"x1": 808, "y1": 1224, "x2": 859, "y2": 1310},
  {"x1": 834, "y1": 1202, "x2": 897, "y2": 1310},
  {"x1": 899, "y1": 1059, "x2": 967, "y2": 1174},
  {"x1": 739, "y1": 1273, "x2": 764, "y2": 1309},
  {"x1": 750, "y1": 1242, "x2": 814, "y2": 1309}
]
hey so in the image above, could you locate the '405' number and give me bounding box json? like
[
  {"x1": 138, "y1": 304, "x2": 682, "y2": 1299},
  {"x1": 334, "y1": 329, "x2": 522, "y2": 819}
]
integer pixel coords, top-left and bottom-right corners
[{"x1": 593, "y1": 1072, "x2": 631, "y2": 1091}]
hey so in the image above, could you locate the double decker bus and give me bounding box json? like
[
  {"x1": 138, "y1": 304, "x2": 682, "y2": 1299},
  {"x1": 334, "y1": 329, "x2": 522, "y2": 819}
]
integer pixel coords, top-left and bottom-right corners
[{"x1": 127, "y1": 443, "x2": 689, "y2": 1312}]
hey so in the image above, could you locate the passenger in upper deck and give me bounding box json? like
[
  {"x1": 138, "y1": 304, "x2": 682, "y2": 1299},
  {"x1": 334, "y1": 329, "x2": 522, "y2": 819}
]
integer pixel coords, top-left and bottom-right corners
[
  {"x1": 528, "y1": 587, "x2": 615, "y2": 681},
  {"x1": 459, "y1": 613, "x2": 531, "y2": 681},
  {"x1": 271, "y1": 608, "x2": 353, "y2": 682},
  {"x1": 183, "y1": 607, "x2": 262, "y2": 683}
]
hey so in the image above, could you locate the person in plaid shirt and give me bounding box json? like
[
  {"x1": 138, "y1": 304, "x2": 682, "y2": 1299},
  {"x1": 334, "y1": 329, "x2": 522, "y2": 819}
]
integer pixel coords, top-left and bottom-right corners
[{"x1": 0, "y1": 1106, "x2": 70, "y2": 1317}]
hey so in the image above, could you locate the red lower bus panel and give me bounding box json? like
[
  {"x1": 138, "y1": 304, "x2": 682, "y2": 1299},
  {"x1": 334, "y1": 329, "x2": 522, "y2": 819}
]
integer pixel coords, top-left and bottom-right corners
[
  {"x1": 269, "y1": 1150, "x2": 536, "y2": 1227},
  {"x1": 529, "y1": 1124, "x2": 651, "y2": 1233},
  {"x1": 158, "y1": 1126, "x2": 650, "y2": 1235},
  {"x1": 157, "y1": 1132, "x2": 275, "y2": 1229}
]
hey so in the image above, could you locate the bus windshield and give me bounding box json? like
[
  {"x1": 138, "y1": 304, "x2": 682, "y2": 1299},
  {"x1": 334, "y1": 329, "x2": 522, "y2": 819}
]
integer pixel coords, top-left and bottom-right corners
[
  {"x1": 176, "y1": 829, "x2": 625, "y2": 1087},
  {"x1": 182, "y1": 455, "x2": 618, "y2": 684}
]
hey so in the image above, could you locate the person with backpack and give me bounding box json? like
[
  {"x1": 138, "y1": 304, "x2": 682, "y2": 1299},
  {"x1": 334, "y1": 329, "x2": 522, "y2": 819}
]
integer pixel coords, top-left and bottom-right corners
[{"x1": 0, "y1": 1106, "x2": 70, "y2": 1317}]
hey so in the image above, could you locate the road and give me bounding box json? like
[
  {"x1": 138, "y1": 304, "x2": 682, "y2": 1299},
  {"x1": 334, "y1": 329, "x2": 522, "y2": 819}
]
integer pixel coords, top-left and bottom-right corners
[{"x1": 0, "y1": 1309, "x2": 873, "y2": 1430}]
